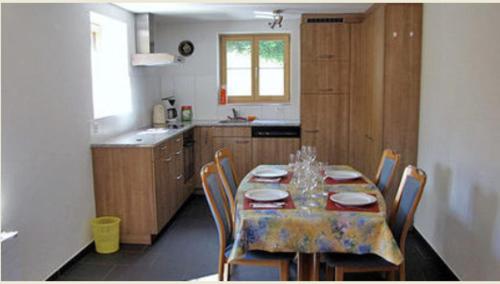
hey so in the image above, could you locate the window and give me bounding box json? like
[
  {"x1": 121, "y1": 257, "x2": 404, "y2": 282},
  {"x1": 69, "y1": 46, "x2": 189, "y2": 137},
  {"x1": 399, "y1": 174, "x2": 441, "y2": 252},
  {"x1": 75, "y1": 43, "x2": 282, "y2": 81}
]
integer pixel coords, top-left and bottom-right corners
[
  {"x1": 90, "y1": 12, "x2": 132, "y2": 119},
  {"x1": 219, "y1": 34, "x2": 290, "y2": 103}
]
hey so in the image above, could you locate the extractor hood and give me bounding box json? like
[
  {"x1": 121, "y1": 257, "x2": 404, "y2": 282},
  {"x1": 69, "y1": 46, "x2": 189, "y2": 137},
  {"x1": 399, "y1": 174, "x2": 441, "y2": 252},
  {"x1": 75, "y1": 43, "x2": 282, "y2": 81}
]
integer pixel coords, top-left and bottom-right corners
[{"x1": 132, "y1": 13, "x2": 183, "y2": 66}]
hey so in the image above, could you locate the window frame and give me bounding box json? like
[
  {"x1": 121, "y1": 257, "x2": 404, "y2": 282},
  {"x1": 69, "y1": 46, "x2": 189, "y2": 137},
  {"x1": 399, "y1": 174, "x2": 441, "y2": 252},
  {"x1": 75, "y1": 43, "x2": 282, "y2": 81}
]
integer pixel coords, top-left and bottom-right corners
[{"x1": 219, "y1": 33, "x2": 290, "y2": 104}]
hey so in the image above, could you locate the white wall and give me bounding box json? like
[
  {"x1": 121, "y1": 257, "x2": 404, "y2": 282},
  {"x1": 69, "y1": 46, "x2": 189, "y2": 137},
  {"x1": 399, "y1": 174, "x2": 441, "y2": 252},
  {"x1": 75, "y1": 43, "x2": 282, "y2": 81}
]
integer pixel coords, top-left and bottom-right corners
[
  {"x1": 416, "y1": 4, "x2": 500, "y2": 280},
  {"x1": 154, "y1": 19, "x2": 301, "y2": 120},
  {"x1": 1, "y1": 4, "x2": 158, "y2": 280}
]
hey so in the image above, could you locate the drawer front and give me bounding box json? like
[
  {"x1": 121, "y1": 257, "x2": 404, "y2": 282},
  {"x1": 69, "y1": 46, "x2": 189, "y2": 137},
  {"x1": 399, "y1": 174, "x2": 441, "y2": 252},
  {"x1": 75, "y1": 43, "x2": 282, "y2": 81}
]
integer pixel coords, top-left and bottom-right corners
[
  {"x1": 155, "y1": 135, "x2": 183, "y2": 159},
  {"x1": 212, "y1": 127, "x2": 251, "y2": 137},
  {"x1": 156, "y1": 141, "x2": 170, "y2": 159},
  {"x1": 170, "y1": 135, "x2": 183, "y2": 153}
]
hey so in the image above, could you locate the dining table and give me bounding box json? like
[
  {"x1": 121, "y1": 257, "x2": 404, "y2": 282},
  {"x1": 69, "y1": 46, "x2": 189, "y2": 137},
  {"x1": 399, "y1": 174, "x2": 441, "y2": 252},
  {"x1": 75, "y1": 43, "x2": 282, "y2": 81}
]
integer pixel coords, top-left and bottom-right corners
[{"x1": 226, "y1": 164, "x2": 403, "y2": 281}]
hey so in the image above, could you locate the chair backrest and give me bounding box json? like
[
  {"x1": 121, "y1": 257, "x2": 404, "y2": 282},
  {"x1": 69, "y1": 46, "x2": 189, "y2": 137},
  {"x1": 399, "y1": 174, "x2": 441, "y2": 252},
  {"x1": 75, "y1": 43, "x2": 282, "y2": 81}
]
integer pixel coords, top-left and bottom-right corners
[
  {"x1": 214, "y1": 148, "x2": 239, "y2": 216},
  {"x1": 201, "y1": 162, "x2": 233, "y2": 249},
  {"x1": 389, "y1": 165, "x2": 426, "y2": 254},
  {"x1": 374, "y1": 149, "x2": 401, "y2": 193}
]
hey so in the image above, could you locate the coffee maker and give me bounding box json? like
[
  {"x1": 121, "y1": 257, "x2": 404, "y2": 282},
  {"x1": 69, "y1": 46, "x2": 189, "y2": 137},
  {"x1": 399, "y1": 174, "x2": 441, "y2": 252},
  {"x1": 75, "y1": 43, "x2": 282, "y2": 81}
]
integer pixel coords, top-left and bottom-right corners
[{"x1": 162, "y1": 96, "x2": 178, "y2": 123}]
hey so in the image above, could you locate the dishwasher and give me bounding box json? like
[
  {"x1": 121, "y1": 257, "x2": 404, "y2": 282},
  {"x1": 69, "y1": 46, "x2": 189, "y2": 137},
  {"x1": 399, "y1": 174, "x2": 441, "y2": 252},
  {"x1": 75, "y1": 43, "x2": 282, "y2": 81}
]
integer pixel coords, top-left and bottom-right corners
[{"x1": 251, "y1": 126, "x2": 301, "y2": 165}]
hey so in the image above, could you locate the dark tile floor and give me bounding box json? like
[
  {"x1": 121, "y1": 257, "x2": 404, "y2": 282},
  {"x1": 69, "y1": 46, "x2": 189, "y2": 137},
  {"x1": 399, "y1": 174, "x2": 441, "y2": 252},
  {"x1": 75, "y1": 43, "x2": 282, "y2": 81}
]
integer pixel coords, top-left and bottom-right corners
[{"x1": 52, "y1": 195, "x2": 458, "y2": 281}]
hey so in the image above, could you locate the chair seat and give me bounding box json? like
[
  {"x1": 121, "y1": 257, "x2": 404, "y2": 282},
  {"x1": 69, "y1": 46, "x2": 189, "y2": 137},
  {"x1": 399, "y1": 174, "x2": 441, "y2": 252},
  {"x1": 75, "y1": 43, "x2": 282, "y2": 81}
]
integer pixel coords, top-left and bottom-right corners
[
  {"x1": 224, "y1": 242, "x2": 295, "y2": 261},
  {"x1": 325, "y1": 252, "x2": 399, "y2": 269}
]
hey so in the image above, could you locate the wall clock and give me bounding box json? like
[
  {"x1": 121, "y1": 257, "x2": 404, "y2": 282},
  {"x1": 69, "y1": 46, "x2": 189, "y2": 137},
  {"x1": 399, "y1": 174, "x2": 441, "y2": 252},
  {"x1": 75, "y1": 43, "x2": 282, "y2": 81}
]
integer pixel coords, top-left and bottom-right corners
[{"x1": 178, "y1": 40, "x2": 194, "y2": 57}]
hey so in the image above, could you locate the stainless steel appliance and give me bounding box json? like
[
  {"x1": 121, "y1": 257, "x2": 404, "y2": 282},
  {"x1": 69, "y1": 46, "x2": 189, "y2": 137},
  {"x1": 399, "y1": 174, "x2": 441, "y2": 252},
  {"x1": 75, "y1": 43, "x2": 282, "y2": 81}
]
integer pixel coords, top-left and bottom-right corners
[{"x1": 251, "y1": 126, "x2": 301, "y2": 138}]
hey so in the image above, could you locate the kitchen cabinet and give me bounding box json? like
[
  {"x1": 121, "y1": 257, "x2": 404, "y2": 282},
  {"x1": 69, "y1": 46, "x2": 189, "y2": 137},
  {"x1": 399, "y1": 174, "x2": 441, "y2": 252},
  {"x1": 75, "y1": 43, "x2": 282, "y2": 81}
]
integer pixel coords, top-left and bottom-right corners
[
  {"x1": 300, "y1": 18, "x2": 352, "y2": 165},
  {"x1": 301, "y1": 95, "x2": 349, "y2": 164},
  {"x1": 348, "y1": 6, "x2": 385, "y2": 178},
  {"x1": 251, "y1": 138, "x2": 300, "y2": 166},
  {"x1": 349, "y1": 4, "x2": 422, "y2": 210},
  {"x1": 194, "y1": 127, "x2": 214, "y2": 188},
  {"x1": 301, "y1": 23, "x2": 350, "y2": 61},
  {"x1": 92, "y1": 134, "x2": 185, "y2": 244},
  {"x1": 213, "y1": 136, "x2": 253, "y2": 180},
  {"x1": 301, "y1": 60, "x2": 350, "y2": 95}
]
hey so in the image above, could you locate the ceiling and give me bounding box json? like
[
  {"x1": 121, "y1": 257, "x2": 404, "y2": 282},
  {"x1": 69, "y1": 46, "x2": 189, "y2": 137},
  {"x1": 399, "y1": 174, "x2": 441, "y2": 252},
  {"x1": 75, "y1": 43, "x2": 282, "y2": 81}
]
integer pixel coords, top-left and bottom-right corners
[{"x1": 114, "y1": 3, "x2": 372, "y2": 23}]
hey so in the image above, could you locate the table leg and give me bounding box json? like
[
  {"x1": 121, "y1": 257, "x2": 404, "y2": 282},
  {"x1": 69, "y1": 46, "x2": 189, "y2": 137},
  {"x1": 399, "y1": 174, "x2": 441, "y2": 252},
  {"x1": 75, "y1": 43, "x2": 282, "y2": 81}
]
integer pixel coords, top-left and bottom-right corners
[{"x1": 297, "y1": 253, "x2": 320, "y2": 281}]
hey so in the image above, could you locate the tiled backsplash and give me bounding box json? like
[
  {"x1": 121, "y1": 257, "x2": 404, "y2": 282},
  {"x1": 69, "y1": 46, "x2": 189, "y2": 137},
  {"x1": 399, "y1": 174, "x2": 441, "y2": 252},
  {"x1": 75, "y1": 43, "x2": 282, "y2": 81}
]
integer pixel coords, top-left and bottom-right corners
[{"x1": 155, "y1": 19, "x2": 301, "y2": 121}]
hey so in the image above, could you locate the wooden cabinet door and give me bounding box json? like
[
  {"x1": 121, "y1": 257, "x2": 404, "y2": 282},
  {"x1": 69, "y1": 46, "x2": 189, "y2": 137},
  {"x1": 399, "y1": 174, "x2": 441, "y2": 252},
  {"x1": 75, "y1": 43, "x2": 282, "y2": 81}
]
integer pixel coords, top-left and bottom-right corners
[
  {"x1": 212, "y1": 137, "x2": 253, "y2": 180},
  {"x1": 252, "y1": 138, "x2": 301, "y2": 166},
  {"x1": 301, "y1": 60, "x2": 350, "y2": 95},
  {"x1": 348, "y1": 11, "x2": 385, "y2": 177},
  {"x1": 154, "y1": 152, "x2": 174, "y2": 233},
  {"x1": 383, "y1": 4, "x2": 422, "y2": 186},
  {"x1": 301, "y1": 23, "x2": 350, "y2": 61},
  {"x1": 301, "y1": 95, "x2": 349, "y2": 164},
  {"x1": 194, "y1": 127, "x2": 213, "y2": 187}
]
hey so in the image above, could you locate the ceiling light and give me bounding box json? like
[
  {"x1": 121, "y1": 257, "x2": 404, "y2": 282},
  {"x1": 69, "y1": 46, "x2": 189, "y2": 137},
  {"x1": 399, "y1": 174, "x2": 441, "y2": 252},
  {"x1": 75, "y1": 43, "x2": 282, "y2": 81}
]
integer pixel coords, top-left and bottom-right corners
[{"x1": 254, "y1": 9, "x2": 283, "y2": 29}]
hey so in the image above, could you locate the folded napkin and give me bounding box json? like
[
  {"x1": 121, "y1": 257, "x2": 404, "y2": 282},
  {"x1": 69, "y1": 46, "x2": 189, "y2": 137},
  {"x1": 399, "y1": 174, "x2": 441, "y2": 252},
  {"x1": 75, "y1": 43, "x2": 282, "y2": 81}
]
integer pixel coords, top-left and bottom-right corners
[
  {"x1": 243, "y1": 194, "x2": 295, "y2": 210},
  {"x1": 249, "y1": 172, "x2": 293, "y2": 184},
  {"x1": 251, "y1": 177, "x2": 281, "y2": 183},
  {"x1": 324, "y1": 176, "x2": 367, "y2": 185},
  {"x1": 250, "y1": 202, "x2": 285, "y2": 209}
]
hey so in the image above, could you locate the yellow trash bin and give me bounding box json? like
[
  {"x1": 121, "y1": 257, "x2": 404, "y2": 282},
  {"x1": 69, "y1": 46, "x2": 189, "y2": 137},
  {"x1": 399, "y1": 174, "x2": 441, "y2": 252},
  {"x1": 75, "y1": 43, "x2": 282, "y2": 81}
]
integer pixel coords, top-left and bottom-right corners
[{"x1": 91, "y1": 216, "x2": 120, "y2": 254}]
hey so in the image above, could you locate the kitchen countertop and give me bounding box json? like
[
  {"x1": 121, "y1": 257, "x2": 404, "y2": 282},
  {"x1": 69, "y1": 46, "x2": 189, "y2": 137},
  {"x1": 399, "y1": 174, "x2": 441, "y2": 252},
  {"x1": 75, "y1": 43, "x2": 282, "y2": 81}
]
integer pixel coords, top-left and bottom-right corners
[{"x1": 91, "y1": 119, "x2": 300, "y2": 148}]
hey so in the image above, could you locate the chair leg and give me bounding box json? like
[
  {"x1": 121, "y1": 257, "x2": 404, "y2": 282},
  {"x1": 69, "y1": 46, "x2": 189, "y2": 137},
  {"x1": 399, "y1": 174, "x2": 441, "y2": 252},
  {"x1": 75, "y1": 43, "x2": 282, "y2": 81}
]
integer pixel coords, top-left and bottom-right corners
[
  {"x1": 325, "y1": 265, "x2": 335, "y2": 281},
  {"x1": 399, "y1": 262, "x2": 406, "y2": 281},
  {"x1": 335, "y1": 267, "x2": 344, "y2": 281},
  {"x1": 279, "y1": 261, "x2": 289, "y2": 281},
  {"x1": 227, "y1": 263, "x2": 232, "y2": 281},
  {"x1": 223, "y1": 263, "x2": 231, "y2": 281},
  {"x1": 218, "y1": 258, "x2": 225, "y2": 281},
  {"x1": 387, "y1": 271, "x2": 396, "y2": 281}
]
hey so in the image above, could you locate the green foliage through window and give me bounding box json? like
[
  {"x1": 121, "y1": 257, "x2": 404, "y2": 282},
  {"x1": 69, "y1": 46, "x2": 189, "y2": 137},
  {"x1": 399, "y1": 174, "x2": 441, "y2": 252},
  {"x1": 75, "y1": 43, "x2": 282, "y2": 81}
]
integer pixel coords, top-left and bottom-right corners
[{"x1": 227, "y1": 39, "x2": 284, "y2": 63}]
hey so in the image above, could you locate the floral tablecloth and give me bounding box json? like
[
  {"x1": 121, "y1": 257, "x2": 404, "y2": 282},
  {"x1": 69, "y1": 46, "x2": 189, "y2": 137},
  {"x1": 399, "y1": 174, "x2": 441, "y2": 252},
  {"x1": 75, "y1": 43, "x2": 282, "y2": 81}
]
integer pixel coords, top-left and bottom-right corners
[{"x1": 227, "y1": 165, "x2": 403, "y2": 265}]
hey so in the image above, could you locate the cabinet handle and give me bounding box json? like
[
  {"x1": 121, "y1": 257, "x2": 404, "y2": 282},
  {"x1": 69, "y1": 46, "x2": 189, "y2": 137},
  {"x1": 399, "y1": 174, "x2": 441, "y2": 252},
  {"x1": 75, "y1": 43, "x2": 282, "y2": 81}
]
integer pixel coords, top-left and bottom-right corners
[
  {"x1": 319, "y1": 54, "x2": 335, "y2": 59},
  {"x1": 235, "y1": 140, "x2": 249, "y2": 144},
  {"x1": 164, "y1": 157, "x2": 172, "y2": 162},
  {"x1": 364, "y1": 134, "x2": 374, "y2": 141},
  {"x1": 319, "y1": 88, "x2": 333, "y2": 92},
  {"x1": 304, "y1": 130, "x2": 319, "y2": 133},
  {"x1": 176, "y1": 175, "x2": 183, "y2": 180},
  {"x1": 175, "y1": 150, "x2": 182, "y2": 155}
]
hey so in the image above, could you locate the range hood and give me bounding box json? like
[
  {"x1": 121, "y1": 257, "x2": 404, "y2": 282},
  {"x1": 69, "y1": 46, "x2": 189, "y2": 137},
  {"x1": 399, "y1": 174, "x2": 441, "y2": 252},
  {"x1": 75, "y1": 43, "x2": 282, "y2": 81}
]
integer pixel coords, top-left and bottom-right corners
[{"x1": 132, "y1": 13, "x2": 183, "y2": 66}]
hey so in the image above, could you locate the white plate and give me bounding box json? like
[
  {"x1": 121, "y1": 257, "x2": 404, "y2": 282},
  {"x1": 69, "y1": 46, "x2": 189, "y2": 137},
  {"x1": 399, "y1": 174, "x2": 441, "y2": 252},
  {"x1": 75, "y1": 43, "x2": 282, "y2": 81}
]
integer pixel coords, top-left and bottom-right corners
[
  {"x1": 325, "y1": 170, "x2": 362, "y2": 180},
  {"x1": 245, "y1": 189, "x2": 289, "y2": 202},
  {"x1": 252, "y1": 168, "x2": 288, "y2": 179},
  {"x1": 330, "y1": 192, "x2": 377, "y2": 206}
]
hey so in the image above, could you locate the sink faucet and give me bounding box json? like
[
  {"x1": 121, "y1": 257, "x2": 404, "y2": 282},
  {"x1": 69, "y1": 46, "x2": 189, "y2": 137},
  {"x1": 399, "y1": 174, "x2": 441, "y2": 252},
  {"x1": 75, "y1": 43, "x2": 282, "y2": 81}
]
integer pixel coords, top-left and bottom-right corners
[{"x1": 231, "y1": 108, "x2": 239, "y2": 120}]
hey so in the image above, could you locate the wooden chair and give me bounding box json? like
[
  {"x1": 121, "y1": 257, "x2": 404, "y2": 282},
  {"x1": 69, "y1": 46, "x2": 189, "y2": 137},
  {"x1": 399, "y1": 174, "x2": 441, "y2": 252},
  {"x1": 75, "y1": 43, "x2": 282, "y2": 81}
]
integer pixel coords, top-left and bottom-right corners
[
  {"x1": 201, "y1": 162, "x2": 293, "y2": 281},
  {"x1": 325, "y1": 165, "x2": 427, "y2": 281},
  {"x1": 214, "y1": 148, "x2": 240, "y2": 218},
  {"x1": 374, "y1": 149, "x2": 401, "y2": 193}
]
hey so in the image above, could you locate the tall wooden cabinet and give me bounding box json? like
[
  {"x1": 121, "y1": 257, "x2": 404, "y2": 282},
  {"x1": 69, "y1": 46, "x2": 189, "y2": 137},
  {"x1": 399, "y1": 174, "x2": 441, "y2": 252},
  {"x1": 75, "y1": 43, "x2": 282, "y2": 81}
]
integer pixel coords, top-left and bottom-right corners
[
  {"x1": 300, "y1": 19, "x2": 353, "y2": 164},
  {"x1": 349, "y1": 4, "x2": 422, "y2": 208},
  {"x1": 301, "y1": 5, "x2": 422, "y2": 210}
]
